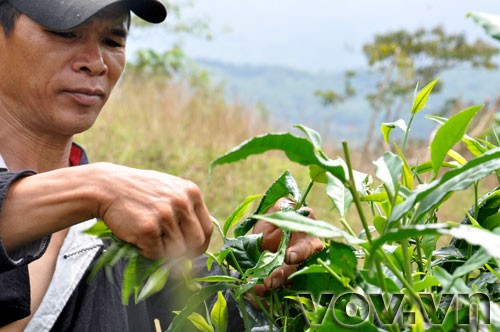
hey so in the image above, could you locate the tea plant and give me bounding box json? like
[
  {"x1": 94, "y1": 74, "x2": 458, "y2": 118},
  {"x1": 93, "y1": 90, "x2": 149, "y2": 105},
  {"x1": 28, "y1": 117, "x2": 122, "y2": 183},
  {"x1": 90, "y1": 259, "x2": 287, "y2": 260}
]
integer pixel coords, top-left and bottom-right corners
[{"x1": 86, "y1": 79, "x2": 500, "y2": 331}]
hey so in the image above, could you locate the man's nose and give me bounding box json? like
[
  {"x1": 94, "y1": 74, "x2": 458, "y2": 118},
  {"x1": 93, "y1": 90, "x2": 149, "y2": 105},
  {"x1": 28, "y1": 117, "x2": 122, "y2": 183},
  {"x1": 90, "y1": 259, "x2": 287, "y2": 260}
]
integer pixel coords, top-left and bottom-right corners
[{"x1": 72, "y1": 42, "x2": 108, "y2": 76}]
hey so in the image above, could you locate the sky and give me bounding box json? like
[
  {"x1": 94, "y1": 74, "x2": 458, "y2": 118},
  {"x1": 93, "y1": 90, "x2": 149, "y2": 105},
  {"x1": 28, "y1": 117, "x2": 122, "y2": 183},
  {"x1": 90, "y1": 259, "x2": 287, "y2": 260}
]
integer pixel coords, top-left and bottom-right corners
[{"x1": 129, "y1": 0, "x2": 500, "y2": 73}]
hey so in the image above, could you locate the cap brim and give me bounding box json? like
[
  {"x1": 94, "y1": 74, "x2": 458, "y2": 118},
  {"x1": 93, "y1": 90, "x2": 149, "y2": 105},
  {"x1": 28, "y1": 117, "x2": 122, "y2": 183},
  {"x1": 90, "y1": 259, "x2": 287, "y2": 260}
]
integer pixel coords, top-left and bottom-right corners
[{"x1": 9, "y1": 0, "x2": 167, "y2": 30}]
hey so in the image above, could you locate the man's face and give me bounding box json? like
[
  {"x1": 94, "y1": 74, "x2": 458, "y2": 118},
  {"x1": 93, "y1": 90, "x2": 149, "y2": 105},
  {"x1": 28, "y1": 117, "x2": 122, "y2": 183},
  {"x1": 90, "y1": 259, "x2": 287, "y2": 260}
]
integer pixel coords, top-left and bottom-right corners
[{"x1": 0, "y1": 5, "x2": 129, "y2": 138}]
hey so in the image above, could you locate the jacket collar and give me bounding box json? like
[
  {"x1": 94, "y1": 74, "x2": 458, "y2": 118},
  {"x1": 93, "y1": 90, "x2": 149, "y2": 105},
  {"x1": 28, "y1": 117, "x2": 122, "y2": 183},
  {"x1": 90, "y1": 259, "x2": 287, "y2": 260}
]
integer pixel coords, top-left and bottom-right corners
[{"x1": 0, "y1": 142, "x2": 88, "y2": 171}]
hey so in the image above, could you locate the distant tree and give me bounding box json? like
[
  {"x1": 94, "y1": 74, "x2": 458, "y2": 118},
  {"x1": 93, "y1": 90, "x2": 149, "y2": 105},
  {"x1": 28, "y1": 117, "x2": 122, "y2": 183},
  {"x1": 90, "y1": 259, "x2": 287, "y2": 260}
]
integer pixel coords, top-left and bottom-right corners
[
  {"x1": 314, "y1": 71, "x2": 356, "y2": 138},
  {"x1": 127, "y1": 0, "x2": 212, "y2": 79},
  {"x1": 361, "y1": 26, "x2": 499, "y2": 160},
  {"x1": 316, "y1": 26, "x2": 499, "y2": 165},
  {"x1": 315, "y1": 70, "x2": 356, "y2": 107}
]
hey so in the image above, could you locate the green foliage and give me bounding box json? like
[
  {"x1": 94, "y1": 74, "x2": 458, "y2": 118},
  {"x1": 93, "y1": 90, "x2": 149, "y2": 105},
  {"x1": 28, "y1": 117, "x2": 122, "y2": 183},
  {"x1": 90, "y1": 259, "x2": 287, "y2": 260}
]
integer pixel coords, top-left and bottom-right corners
[
  {"x1": 194, "y1": 79, "x2": 500, "y2": 331},
  {"x1": 317, "y1": 23, "x2": 500, "y2": 158},
  {"x1": 127, "y1": 45, "x2": 189, "y2": 78},
  {"x1": 85, "y1": 78, "x2": 500, "y2": 331},
  {"x1": 128, "y1": 0, "x2": 212, "y2": 79}
]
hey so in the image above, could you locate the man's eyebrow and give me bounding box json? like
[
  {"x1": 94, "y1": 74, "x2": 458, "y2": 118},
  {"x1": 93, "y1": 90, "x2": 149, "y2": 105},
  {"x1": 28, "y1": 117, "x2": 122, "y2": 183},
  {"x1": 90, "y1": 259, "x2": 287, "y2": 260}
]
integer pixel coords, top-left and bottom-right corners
[{"x1": 110, "y1": 26, "x2": 128, "y2": 38}]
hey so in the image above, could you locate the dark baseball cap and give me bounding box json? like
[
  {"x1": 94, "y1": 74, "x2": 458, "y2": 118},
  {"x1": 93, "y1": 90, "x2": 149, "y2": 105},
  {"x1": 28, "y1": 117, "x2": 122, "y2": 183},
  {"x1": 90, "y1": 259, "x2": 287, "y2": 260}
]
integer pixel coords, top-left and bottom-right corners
[{"x1": 6, "y1": 0, "x2": 167, "y2": 30}]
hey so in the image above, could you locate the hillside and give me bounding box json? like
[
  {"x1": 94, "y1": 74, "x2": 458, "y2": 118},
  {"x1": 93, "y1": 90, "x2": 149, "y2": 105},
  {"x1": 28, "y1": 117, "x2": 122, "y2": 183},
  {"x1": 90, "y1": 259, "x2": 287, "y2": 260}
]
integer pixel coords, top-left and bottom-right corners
[{"x1": 195, "y1": 59, "x2": 500, "y2": 146}]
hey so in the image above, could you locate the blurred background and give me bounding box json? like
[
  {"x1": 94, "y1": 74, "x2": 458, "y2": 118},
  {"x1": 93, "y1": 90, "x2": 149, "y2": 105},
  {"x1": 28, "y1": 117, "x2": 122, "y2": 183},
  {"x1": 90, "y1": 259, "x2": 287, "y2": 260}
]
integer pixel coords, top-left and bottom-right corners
[{"x1": 77, "y1": 0, "x2": 500, "y2": 238}]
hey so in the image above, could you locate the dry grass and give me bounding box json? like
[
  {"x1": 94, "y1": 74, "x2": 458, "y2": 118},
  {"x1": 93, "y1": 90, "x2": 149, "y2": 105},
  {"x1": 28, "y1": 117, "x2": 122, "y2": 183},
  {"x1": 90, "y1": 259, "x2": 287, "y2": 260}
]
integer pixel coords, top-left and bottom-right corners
[
  {"x1": 76, "y1": 75, "x2": 499, "y2": 251},
  {"x1": 76, "y1": 76, "x2": 337, "y2": 249}
]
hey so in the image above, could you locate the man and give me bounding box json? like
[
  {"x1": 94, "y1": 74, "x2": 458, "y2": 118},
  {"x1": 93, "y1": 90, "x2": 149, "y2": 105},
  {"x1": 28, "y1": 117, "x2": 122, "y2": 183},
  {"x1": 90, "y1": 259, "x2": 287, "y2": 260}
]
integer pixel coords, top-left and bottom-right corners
[{"x1": 0, "y1": 0, "x2": 323, "y2": 331}]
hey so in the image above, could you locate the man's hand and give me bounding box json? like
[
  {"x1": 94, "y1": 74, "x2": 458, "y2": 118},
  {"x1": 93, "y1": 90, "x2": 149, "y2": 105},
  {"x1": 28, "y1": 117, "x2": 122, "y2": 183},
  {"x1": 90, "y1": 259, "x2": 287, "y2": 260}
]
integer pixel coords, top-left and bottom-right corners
[
  {"x1": 93, "y1": 163, "x2": 213, "y2": 260},
  {"x1": 0, "y1": 163, "x2": 213, "y2": 261},
  {"x1": 251, "y1": 198, "x2": 324, "y2": 298}
]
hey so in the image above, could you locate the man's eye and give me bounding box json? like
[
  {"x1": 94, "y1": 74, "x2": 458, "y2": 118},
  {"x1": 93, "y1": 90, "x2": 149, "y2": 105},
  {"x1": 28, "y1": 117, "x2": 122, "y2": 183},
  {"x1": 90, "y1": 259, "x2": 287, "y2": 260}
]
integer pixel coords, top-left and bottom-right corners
[
  {"x1": 104, "y1": 38, "x2": 125, "y2": 48},
  {"x1": 50, "y1": 31, "x2": 77, "y2": 39}
]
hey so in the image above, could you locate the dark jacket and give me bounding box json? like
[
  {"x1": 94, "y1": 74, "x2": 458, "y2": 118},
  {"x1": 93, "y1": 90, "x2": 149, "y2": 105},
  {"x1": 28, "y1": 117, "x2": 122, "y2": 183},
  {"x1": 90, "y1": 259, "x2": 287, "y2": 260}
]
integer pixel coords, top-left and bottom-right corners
[{"x1": 0, "y1": 144, "x2": 244, "y2": 331}]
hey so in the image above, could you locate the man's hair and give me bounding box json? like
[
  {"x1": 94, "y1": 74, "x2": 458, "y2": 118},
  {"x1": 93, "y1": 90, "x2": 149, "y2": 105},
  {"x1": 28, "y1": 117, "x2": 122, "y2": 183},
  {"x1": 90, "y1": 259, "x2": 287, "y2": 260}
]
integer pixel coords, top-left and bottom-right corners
[{"x1": 0, "y1": 2, "x2": 21, "y2": 36}]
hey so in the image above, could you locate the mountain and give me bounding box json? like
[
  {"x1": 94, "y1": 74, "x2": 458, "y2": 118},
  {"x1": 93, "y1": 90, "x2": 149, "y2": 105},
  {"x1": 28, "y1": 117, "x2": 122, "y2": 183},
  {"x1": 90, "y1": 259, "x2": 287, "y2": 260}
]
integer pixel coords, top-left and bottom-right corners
[{"x1": 195, "y1": 58, "x2": 500, "y2": 146}]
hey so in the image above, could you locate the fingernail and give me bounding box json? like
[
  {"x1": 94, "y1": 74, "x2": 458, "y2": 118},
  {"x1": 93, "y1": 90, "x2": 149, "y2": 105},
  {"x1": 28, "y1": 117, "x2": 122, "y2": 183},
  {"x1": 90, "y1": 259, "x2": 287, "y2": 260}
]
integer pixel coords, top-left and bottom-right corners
[
  {"x1": 288, "y1": 251, "x2": 298, "y2": 264},
  {"x1": 270, "y1": 277, "x2": 279, "y2": 289}
]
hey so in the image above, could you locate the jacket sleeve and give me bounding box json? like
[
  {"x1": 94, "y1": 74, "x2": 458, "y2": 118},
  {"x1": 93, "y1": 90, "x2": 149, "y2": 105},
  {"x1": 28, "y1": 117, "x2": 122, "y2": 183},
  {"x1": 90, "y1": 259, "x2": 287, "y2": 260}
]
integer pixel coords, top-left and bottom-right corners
[
  {"x1": 0, "y1": 170, "x2": 53, "y2": 327},
  {"x1": 0, "y1": 170, "x2": 51, "y2": 273}
]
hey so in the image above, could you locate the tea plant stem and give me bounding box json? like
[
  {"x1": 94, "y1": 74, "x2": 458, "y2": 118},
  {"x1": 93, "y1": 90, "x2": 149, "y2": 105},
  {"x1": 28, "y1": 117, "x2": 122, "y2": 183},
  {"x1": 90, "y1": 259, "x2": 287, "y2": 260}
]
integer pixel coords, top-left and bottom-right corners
[
  {"x1": 227, "y1": 250, "x2": 274, "y2": 323},
  {"x1": 269, "y1": 292, "x2": 274, "y2": 332},
  {"x1": 228, "y1": 251, "x2": 245, "y2": 276},
  {"x1": 414, "y1": 237, "x2": 425, "y2": 274},
  {"x1": 210, "y1": 215, "x2": 224, "y2": 239},
  {"x1": 466, "y1": 181, "x2": 480, "y2": 284},
  {"x1": 342, "y1": 141, "x2": 373, "y2": 244},
  {"x1": 317, "y1": 258, "x2": 356, "y2": 292},
  {"x1": 401, "y1": 240, "x2": 414, "y2": 288},
  {"x1": 473, "y1": 181, "x2": 479, "y2": 220},
  {"x1": 283, "y1": 301, "x2": 289, "y2": 332},
  {"x1": 343, "y1": 141, "x2": 397, "y2": 330},
  {"x1": 205, "y1": 251, "x2": 229, "y2": 276},
  {"x1": 246, "y1": 289, "x2": 275, "y2": 325},
  {"x1": 339, "y1": 217, "x2": 356, "y2": 237},
  {"x1": 272, "y1": 291, "x2": 284, "y2": 320},
  {"x1": 296, "y1": 180, "x2": 314, "y2": 210},
  {"x1": 401, "y1": 112, "x2": 416, "y2": 154},
  {"x1": 235, "y1": 295, "x2": 252, "y2": 332},
  {"x1": 378, "y1": 250, "x2": 421, "y2": 306}
]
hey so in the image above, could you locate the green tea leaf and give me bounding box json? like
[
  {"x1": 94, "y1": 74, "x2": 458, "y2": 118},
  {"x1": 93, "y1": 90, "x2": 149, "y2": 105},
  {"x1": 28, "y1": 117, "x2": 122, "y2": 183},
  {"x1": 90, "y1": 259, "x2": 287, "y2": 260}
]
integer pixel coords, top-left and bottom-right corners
[
  {"x1": 87, "y1": 241, "x2": 122, "y2": 282},
  {"x1": 84, "y1": 219, "x2": 112, "y2": 238},
  {"x1": 209, "y1": 132, "x2": 346, "y2": 183},
  {"x1": 446, "y1": 149, "x2": 467, "y2": 165},
  {"x1": 432, "y1": 266, "x2": 471, "y2": 293},
  {"x1": 122, "y1": 250, "x2": 139, "y2": 304},
  {"x1": 252, "y1": 211, "x2": 364, "y2": 244},
  {"x1": 427, "y1": 114, "x2": 489, "y2": 157},
  {"x1": 430, "y1": 105, "x2": 481, "y2": 175},
  {"x1": 412, "y1": 274, "x2": 439, "y2": 292},
  {"x1": 211, "y1": 291, "x2": 228, "y2": 332},
  {"x1": 192, "y1": 275, "x2": 241, "y2": 283},
  {"x1": 136, "y1": 264, "x2": 171, "y2": 303},
  {"x1": 381, "y1": 119, "x2": 407, "y2": 144},
  {"x1": 421, "y1": 235, "x2": 437, "y2": 260},
  {"x1": 452, "y1": 248, "x2": 491, "y2": 279},
  {"x1": 290, "y1": 244, "x2": 357, "y2": 298},
  {"x1": 390, "y1": 147, "x2": 500, "y2": 224},
  {"x1": 309, "y1": 164, "x2": 328, "y2": 184},
  {"x1": 473, "y1": 188, "x2": 500, "y2": 230},
  {"x1": 374, "y1": 152, "x2": 403, "y2": 201},
  {"x1": 369, "y1": 223, "x2": 500, "y2": 262},
  {"x1": 446, "y1": 224, "x2": 500, "y2": 259},
  {"x1": 223, "y1": 194, "x2": 263, "y2": 236},
  {"x1": 368, "y1": 224, "x2": 448, "y2": 259},
  {"x1": 394, "y1": 144, "x2": 414, "y2": 190},
  {"x1": 411, "y1": 78, "x2": 439, "y2": 114},
  {"x1": 373, "y1": 215, "x2": 387, "y2": 235},
  {"x1": 185, "y1": 312, "x2": 213, "y2": 332},
  {"x1": 467, "y1": 11, "x2": 500, "y2": 41},
  {"x1": 235, "y1": 171, "x2": 300, "y2": 237},
  {"x1": 243, "y1": 230, "x2": 290, "y2": 279},
  {"x1": 359, "y1": 269, "x2": 400, "y2": 293},
  {"x1": 222, "y1": 234, "x2": 262, "y2": 271},
  {"x1": 289, "y1": 264, "x2": 326, "y2": 277},
  {"x1": 295, "y1": 242, "x2": 357, "y2": 280},
  {"x1": 167, "y1": 284, "x2": 237, "y2": 332},
  {"x1": 294, "y1": 124, "x2": 322, "y2": 150},
  {"x1": 325, "y1": 172, "x2": 352, "y2": 218}
]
